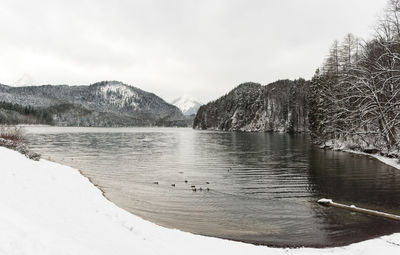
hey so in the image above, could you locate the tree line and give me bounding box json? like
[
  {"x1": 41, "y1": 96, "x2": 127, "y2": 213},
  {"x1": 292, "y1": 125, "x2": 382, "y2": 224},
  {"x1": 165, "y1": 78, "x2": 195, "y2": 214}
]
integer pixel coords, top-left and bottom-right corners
[
  {"x1": 0, "y1": 102, "x2": 53, "y2": 124},
  {"x1": 309, "y1": 0, "x2": 400, "y2": 155}
]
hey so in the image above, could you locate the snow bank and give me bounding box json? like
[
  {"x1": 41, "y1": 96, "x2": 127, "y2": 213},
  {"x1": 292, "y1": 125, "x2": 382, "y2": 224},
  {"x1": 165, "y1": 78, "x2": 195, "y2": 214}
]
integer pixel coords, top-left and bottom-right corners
[
  {"x1": 322, "y1": 138, "x2": 400, "y2": 171},
  {"x1": 1, "y1": 147, "x2": 400, "y2": 255}
]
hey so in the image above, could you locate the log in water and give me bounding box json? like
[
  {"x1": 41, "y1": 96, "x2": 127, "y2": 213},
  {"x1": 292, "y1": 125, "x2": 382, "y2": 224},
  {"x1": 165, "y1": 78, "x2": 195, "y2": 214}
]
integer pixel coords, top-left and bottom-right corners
[{"x1": 318, "y1": 199, "x2": 400, "y2": 221}]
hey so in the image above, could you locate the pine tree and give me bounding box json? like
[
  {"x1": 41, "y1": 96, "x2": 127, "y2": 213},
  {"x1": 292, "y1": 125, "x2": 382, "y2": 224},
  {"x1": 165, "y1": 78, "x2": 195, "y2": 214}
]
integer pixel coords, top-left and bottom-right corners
[{"x1": 308, "y1": 69, "x2": 326, "y2": 142}]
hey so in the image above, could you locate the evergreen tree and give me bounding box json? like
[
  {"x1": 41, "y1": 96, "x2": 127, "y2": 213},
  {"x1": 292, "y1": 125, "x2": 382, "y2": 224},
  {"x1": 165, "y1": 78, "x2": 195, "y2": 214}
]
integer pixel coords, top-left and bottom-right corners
[{"x1": 308, "y1": 69, "x2": 326, "y2": 141}]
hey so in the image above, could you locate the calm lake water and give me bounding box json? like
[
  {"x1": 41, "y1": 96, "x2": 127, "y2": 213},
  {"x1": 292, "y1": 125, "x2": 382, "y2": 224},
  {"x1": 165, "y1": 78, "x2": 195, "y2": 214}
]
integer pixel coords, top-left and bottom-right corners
[{"x1": 24, "y1": 126, "x2": 400, "y2": 247}]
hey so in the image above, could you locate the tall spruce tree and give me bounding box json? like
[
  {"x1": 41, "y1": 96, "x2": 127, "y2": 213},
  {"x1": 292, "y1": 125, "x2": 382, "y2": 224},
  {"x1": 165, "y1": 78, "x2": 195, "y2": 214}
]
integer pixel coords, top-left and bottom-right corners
[{"x1": 308, "y1": 69, "x2": 325, "y2": 142}]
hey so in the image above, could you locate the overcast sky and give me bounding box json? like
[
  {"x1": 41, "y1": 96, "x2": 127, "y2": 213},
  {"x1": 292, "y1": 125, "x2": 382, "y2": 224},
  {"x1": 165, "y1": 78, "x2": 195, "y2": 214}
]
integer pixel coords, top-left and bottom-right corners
[{"x1": 0, "y1": 0, "x2": 388, "y2": 103}]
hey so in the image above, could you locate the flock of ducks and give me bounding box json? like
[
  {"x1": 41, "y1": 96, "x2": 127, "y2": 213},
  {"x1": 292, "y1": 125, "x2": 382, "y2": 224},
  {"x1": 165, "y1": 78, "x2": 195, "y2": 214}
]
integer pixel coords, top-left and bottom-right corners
[
  {"x1": 153, "y1": 167, "x2": 233, "y2": 192},
  {"x1": 153, "y1": 180, "x2": 210, "y2": 192}
]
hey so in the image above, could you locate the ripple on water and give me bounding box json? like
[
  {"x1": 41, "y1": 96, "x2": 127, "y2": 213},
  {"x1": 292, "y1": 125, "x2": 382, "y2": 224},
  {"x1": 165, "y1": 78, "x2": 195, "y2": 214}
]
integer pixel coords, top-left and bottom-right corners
[{"x1": 25, "y1": 126, "x2": 400, "y2": 247}]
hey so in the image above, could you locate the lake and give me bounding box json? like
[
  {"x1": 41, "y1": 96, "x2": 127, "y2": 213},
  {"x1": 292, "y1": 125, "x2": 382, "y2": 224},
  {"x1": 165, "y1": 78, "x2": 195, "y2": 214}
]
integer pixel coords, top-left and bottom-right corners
[{"x1": 24, "y1": 126, "x2": 400, "y2": 247}]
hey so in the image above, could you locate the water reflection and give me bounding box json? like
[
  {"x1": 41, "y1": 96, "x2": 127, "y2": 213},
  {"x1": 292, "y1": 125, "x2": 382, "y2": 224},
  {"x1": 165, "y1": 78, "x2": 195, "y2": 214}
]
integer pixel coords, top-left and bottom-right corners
[{"x1": 25, "y1": 127, "x2": 400, "y2": 247}]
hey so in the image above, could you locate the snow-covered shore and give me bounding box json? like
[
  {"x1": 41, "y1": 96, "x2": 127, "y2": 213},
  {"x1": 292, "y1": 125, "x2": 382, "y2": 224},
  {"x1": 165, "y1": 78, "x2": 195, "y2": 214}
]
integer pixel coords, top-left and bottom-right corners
[
  {"x1": 322, "y1": 139, "x2": 400, "y2": 171},
  {"x1": 1, "y1": 147, "x2": 400, "y2": 255}
]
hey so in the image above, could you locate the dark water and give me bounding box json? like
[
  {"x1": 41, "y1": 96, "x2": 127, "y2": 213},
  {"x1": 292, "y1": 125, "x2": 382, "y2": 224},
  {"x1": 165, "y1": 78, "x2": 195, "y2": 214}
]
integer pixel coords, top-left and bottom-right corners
[{"x1": 24, "y1": 127, "x2": 400, "y2": 247}]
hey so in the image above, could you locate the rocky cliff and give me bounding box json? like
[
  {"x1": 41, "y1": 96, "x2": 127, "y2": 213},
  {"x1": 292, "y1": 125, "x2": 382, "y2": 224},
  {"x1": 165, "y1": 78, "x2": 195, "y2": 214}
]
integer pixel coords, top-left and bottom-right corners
[{"x1": 193, "y1": 79, "x2": 309, "y2": 132}]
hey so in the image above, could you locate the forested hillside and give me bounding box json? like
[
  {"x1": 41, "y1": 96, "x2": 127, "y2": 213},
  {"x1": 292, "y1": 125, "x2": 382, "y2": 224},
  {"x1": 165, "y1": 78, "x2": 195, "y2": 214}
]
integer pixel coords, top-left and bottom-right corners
[
  {"x1": 193, "y1": 79, "x2": 309, "y2": 132},
  {"x1": 0, "y1": 81, "x2": 190, "y2": 127}
]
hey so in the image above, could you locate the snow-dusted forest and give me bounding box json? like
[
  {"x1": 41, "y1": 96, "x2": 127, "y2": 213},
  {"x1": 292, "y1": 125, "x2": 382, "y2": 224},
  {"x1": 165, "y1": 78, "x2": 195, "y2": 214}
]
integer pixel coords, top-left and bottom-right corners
[{"x1": 309, "y1": 0, "x2": 400, "y2": 156}]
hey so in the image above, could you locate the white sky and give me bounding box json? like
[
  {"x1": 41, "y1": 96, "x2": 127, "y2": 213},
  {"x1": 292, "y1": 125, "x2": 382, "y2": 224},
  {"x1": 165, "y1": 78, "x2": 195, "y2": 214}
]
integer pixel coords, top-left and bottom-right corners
[{"x1": 0, "y1": 0, "x2": 388, "y2": 103}]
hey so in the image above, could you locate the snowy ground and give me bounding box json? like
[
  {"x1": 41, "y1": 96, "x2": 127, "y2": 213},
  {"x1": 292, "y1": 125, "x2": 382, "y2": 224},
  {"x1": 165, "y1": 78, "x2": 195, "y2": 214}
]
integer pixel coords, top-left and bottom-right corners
[{"x1": 0, "y1": 147, "x2": 400, "y2": 255}]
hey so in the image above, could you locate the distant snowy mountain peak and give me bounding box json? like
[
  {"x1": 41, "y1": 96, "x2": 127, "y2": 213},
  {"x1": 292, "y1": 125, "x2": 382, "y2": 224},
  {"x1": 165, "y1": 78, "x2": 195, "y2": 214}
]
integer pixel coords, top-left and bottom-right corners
[
  {"x1": 11, "y1": 74, "x2": 38, "y2": 86},
  {"x1": 171, "y1": 95, "x2": 202, "y2": 115}
]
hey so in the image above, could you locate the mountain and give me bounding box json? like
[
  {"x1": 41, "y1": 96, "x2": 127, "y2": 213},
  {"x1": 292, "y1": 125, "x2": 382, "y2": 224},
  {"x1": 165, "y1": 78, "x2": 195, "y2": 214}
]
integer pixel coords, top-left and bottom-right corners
[
  {"x1": 171, "y1": 95, "x2": 202, "y2": 115},
  {"x1": 193, "y1": 79, "x2": 310, "y2": 132},
  {"x1": 0, "y1": 81, "x2": 190, "y2": 127},
  {"x1": 11, "y1": 74, "x2": 38, "y2": 86}
]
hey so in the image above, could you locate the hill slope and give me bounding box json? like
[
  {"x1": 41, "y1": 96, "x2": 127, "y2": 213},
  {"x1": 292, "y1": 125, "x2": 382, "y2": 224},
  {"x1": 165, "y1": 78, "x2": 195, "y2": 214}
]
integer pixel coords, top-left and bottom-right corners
[
  {"x1": 0, "y1": 81, "x2": 189, "y2": 127},
  {"x1": 193, "y1": 80, "x2": 309, "y2": 132}
]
